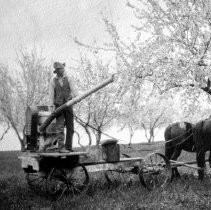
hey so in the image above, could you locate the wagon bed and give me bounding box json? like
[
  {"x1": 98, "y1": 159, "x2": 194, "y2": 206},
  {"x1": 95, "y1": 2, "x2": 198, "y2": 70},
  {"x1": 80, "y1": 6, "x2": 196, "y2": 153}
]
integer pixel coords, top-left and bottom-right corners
[{"x1": 19, "y1": 150, "x2": 171, "y2": 200}]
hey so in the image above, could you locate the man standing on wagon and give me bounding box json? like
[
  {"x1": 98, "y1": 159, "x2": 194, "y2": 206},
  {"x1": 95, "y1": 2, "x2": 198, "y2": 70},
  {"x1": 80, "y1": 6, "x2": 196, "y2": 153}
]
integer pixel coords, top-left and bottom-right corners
[{"x1": 49, "y1": 62, "x2": 78, "y2": 153}]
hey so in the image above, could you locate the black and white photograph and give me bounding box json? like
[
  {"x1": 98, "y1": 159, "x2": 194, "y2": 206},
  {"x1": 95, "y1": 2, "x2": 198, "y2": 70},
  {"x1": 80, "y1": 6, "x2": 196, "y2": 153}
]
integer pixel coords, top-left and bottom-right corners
[{"x1": 1, "y1": 0, "x2": 211, "y2": 209}]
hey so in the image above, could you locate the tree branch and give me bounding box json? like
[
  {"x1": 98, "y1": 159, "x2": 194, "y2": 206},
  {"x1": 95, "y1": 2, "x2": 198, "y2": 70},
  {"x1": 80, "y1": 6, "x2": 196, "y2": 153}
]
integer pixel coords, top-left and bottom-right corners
[{"x1": 0, "y1": 122, "x2": 10, "y2": 141}]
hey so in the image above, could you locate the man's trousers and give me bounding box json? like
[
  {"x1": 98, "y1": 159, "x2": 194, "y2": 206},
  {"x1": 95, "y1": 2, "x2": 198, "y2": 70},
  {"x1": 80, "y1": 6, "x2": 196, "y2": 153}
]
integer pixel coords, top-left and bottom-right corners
[{"x1": 55, "y1": 106, "x2": 74, "y2": 150}]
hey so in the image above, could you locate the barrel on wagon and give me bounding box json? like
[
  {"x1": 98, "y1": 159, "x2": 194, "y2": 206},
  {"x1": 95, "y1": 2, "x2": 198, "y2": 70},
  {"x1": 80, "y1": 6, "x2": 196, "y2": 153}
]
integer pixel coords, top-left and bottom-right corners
[{"x1": 101, "y1": 139, "x2": 120, "y2": 162}]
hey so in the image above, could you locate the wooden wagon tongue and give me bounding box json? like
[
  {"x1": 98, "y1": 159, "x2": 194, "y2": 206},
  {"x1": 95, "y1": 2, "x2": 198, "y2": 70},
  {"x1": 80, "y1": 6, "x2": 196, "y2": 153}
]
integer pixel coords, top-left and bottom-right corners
[{"x1": 39, "y1": 75, "x2": 114, "y2": 133}]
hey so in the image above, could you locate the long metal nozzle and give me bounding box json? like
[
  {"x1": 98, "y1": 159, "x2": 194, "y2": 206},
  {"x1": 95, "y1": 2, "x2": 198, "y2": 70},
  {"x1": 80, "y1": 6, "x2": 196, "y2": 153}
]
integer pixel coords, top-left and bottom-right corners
[{"x1": 39, "y1": 75, "x2": 114, "y2": 133}]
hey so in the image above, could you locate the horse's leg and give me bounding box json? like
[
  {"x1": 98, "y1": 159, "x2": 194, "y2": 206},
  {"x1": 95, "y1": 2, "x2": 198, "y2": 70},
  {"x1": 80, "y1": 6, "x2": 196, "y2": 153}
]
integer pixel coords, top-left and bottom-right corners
[
  {"x1": 209, "y1": 151, "x2": 211, "y2": 168},
  {"x1": 165, "y1": 146, "x2": 176, "y2": 180},
  {"x1": 171, "y1": 147, "x2": 182, "y2": 178},
  {"x1": 196, "y1": 150, "x2": 206, "y2": 180}
]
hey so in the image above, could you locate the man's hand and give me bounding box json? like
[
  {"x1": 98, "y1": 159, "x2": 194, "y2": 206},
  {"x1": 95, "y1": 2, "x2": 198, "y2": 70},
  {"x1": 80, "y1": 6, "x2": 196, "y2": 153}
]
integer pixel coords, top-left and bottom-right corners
[{"x1": 49, "y1": 105, "x2": 55, "y2": 113}]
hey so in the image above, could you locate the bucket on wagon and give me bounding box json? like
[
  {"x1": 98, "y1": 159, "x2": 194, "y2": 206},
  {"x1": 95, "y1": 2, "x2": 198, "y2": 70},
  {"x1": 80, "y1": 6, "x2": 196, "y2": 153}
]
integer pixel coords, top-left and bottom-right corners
[{"x1": 101, "y1": 139, "x2": 120, "y2": 162}]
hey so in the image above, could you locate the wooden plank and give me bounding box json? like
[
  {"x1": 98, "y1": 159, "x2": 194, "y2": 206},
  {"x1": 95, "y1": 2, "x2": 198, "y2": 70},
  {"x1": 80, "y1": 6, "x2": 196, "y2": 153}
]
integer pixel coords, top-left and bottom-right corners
[
  {"x1": 37, "y1": 151, "x2": 89, "y2": 157},
  {"x1": 18, "y1": 151, "x2": 89, "y2": 158},
  {"x1": 18, "y1": 152, "x2": 40, "y2": 158},
  {"x1": 172, "y1": 159, "x2": 209, "y2": 166},
  {"x1": 85, "y1": 158, "x2": 143, "y2": 173},
  {"x1": 170, "y1": 160, "x2": 201, "y2": 170},
  {"x1": 81, "y1": 157, "x2": 144, "y2": 165},
  {"x1": 120, "y1": 157, "x2": 144, "y2": 162}
]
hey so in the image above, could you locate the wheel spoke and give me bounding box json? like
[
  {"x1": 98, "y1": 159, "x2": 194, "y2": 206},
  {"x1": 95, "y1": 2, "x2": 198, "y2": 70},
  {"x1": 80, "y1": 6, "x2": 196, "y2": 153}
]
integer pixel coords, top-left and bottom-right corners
[
  {"x1": 25, "y1": 172, "x2": 47, "y2": 194},
  {"x1": 46, "y1": 164, "x2": 89, "y2": 200},
  {"x1": 57, "y1": 186, "x2": 68, "y2": 200},
  {"x1": 139, "y1": 153, "x2": 171, "y2": 190}
]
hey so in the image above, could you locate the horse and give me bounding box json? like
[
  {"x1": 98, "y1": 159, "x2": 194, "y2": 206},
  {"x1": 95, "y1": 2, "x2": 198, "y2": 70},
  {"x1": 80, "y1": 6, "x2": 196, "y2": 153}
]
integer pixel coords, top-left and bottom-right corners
[
  {"x1": 164, "y1": 122, "x2": 195, "y2": 179},
  {"x1": 193, "y1": 118, "x2": 211, "y2": 180}
]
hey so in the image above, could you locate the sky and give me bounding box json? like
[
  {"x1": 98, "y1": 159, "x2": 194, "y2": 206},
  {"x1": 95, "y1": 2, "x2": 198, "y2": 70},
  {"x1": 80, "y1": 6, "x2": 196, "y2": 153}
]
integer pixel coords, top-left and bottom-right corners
[
  {"x1": 0, "y1": 0, "x2": 138, "y2": 150},
  {"x1": 0, "y1": 0, "x2": 136, "y2": 69}
]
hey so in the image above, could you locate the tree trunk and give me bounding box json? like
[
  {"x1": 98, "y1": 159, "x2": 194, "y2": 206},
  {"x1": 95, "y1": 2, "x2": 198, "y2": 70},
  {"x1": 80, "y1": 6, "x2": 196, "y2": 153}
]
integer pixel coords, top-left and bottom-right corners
[
  {"x1": 75, "y1": 119, "x2": 92, "y2": 145},
  {"x1": 129, "y1": 127, "x2": 134, "y2": 145},
  {"x1": 84, "y1": 125, "x2": 92, "y2": 145},
  {"x1": 149, "y1": 128, "x2": 154, "y2": 143},
  {"x1": 74, "y1": 130, "x2": 85, "y2": 148},
  {"x1": 20, "y1": 139, "x2": 25, "y2": 151},
  {"x1": 148, "y1": 136, "x2": 151, "y2": 143},
  {"x1": 96, "y1": 128, "x2": 102, "y2": 145},
  {"x1": 10, "y1": 122, "x2": 26, "y2": 151}
]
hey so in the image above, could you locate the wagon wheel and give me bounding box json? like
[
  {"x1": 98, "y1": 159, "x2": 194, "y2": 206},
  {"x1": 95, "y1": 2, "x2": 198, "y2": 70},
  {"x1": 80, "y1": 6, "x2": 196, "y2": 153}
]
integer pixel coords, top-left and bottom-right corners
[
  {"x1": 139, "y1": 152, "x2": 171, "y2": 190},
  {"x1": 105, "y1": 170, "x2": 125, "y2": 185},
  {"x1": 25, "y1": 170, "x2": 47, "y2": 194},
  {"x1": 46, "y1": 163, "x2": 89, "y2": 200},
  {"x1": 104, "y1": 168, "x2": 138, "y2": 186}
]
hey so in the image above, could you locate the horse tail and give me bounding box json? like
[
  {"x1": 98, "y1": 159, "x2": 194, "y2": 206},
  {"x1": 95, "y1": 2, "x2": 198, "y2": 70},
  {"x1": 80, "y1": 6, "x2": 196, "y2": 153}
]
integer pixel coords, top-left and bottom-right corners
[
  {"x1": 185, "y1": 122, "x2": 193, "y2": 140},
  {"x1": 193, "y1": 120, "x2": 204, "y2": 151},
  {"x1": 164, "y1": 124, "x2": 172, "y2": 159}
]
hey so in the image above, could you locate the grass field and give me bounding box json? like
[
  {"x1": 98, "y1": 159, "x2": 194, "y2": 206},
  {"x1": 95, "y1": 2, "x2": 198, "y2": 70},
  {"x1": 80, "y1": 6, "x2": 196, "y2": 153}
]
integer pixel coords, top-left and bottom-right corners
[{"x1": 1, "y1": 144, "x2": 211, "y2": 210}]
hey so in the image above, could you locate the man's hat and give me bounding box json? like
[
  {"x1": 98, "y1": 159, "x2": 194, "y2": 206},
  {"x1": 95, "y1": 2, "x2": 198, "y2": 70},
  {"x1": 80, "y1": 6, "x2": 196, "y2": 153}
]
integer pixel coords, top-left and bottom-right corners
[{"x1": 53, "y1": 62, "x2": 65, "y2": 73}]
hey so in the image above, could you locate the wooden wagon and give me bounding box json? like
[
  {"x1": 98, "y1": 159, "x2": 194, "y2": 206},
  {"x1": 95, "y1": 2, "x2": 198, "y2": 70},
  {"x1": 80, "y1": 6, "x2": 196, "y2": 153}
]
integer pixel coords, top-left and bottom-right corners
[{"x1": 19, "y1": 146, "x2": 172, "y2": 200}]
